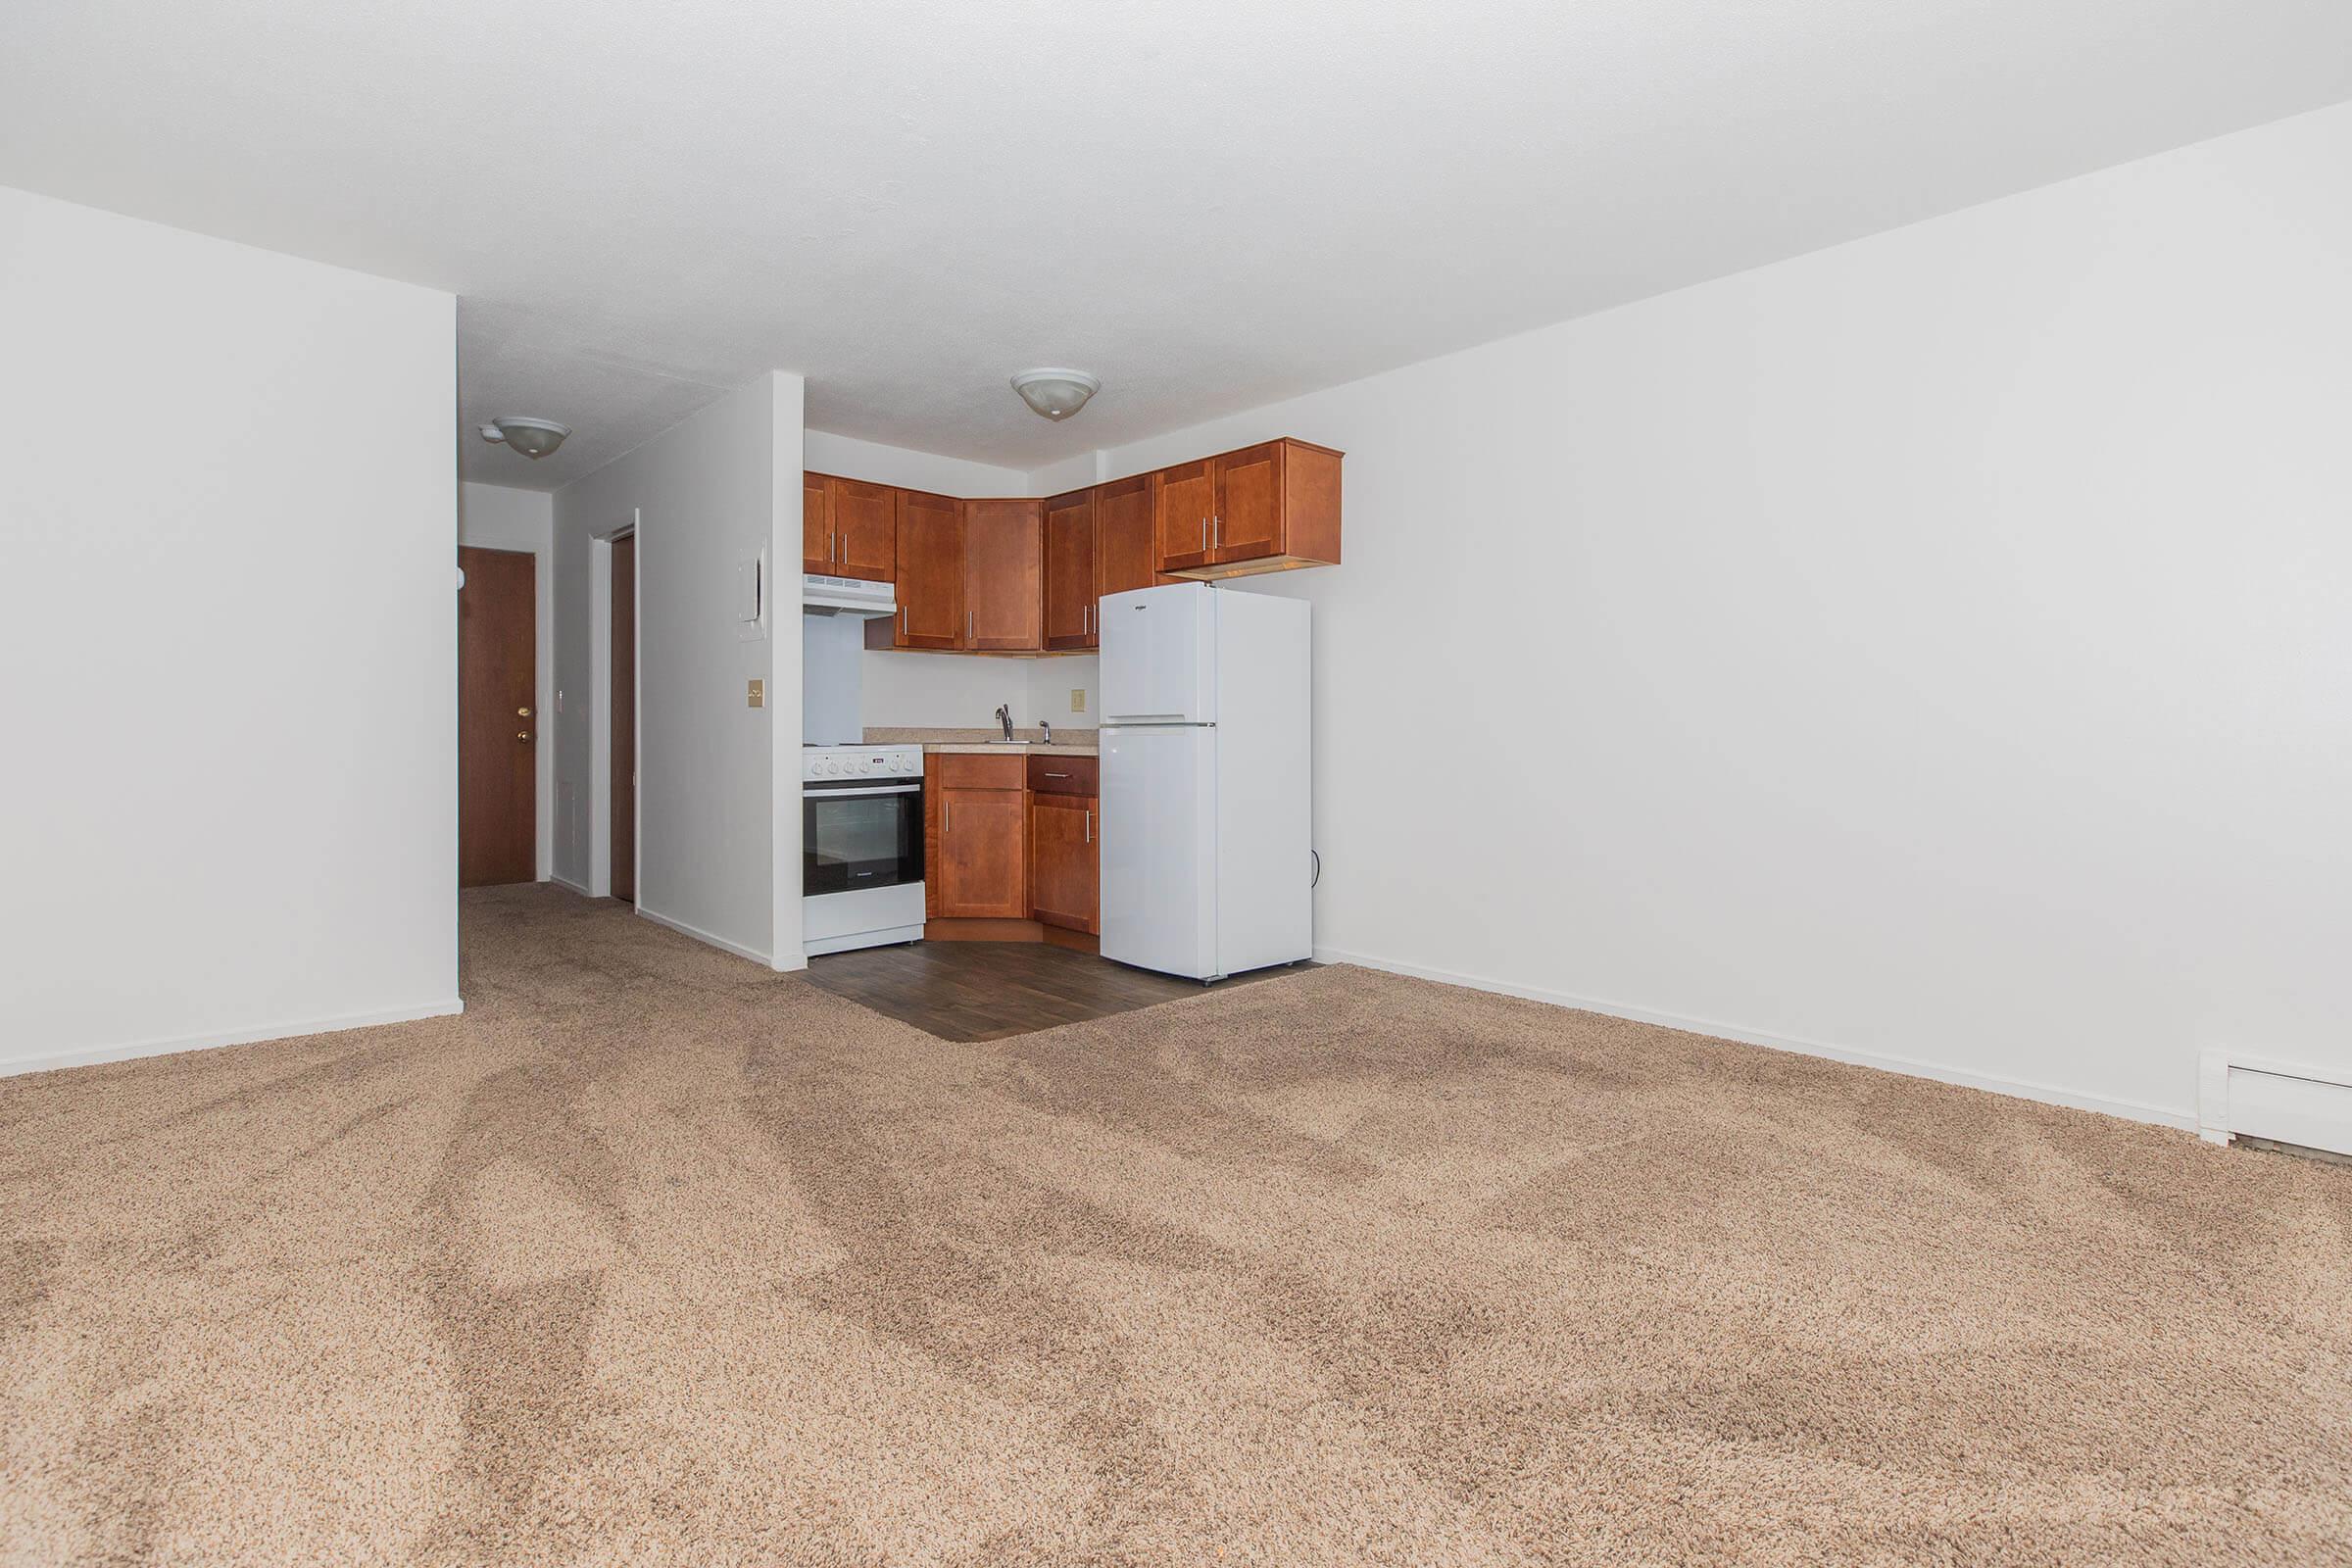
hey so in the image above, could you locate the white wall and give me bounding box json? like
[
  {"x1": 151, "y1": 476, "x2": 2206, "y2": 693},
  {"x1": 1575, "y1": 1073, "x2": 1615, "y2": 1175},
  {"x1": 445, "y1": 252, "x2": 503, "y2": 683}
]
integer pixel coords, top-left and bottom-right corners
[
  {"x1": 803, "y1": 429, "x2": 1024, "y2": 498},
  {"x1": 0, "y1": 186, "x2": 459, "y2": 1074},
  {"x1": 554, "y1": 373, "x2": 805, "y2": 967},
  {"x1": 1030, "y1": 660, "x2": 1097, "y2": 729},
  {"x1": 459, "y1": 482, "x2": 555, "y2": 879},
  {"x1": 1056, "y1": 102, "x2": 2352, "y2": 1127}
]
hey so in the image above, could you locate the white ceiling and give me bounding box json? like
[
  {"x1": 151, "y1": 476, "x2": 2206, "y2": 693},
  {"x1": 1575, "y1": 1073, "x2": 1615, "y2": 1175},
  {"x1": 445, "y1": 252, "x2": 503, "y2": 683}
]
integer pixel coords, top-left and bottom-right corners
[{"x1": 6, "y1": 2, "x2": 2348, "y2": 491}]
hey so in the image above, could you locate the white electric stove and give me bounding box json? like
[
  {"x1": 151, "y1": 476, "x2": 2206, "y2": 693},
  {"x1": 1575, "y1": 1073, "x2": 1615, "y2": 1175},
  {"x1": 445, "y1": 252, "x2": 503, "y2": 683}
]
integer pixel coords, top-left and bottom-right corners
[{"x1": 801, "y1": 743, "x2": 926, "y2": 956}]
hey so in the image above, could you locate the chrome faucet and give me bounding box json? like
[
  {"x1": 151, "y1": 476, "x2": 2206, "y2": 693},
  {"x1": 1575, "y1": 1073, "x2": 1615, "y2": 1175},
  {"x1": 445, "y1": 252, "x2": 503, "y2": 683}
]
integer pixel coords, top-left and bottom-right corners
[
  {"x1": 1039, "y1": 720, "x2": 1053, "y2": 746},
  {"x1": 995, "y1": 704, "x2": 1014, "y2": 743}
]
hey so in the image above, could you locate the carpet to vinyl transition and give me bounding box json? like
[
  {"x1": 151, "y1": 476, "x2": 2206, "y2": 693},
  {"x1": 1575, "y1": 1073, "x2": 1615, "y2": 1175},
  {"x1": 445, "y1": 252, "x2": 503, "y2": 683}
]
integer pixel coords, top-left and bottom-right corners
[{"x1": 3, "y1": 887, "x2": 2348, "y2": 1566}]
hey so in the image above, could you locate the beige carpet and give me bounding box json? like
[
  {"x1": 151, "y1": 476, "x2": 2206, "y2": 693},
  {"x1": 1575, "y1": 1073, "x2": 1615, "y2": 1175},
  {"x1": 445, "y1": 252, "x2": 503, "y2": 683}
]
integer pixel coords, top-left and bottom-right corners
[{"x1": 3, "y1": 886, "x2": 2347, "y2": 1566}]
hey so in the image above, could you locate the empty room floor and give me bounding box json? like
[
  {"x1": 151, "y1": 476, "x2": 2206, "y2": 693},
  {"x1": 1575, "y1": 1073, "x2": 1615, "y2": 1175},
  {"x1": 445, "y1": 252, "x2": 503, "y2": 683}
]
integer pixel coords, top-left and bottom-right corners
[{"x1": 3, "y1": 886, "x2": 2347, "y2": 1565}]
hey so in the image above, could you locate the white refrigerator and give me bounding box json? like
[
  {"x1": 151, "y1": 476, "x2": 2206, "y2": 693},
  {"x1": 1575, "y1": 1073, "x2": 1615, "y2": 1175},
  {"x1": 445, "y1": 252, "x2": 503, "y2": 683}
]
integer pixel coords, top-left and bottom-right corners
[{"x1": 1099, "y1": 582, "x2": 1312, "y2": 980}]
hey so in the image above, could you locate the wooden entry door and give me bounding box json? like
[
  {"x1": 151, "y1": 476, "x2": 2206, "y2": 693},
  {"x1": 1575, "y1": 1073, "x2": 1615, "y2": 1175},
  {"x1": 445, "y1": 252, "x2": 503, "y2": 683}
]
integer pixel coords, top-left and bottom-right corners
[
  {"x1": 612, "y1": 533, "x2": 637, "y2": 904},
  {"x1": 458, "y1": 546, "x2": 536, "y2": 888}
]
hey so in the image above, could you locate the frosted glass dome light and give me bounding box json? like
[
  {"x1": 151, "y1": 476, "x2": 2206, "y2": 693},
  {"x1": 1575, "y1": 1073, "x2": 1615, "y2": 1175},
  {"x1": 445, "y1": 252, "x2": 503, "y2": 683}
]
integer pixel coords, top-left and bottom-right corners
[
  {"x1": 1010, "y1": 369, "x2": 1101, "y2": 421},
  {"x1": 479, "y1": 416, "x2": 572, "y2": 459}
]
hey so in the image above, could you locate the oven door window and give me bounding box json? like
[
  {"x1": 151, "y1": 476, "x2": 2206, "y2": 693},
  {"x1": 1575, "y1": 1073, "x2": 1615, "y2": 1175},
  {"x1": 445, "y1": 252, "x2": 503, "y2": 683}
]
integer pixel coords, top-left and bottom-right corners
[{"x1": 804, "y1": 789, "x2": 923, "y2": 896}]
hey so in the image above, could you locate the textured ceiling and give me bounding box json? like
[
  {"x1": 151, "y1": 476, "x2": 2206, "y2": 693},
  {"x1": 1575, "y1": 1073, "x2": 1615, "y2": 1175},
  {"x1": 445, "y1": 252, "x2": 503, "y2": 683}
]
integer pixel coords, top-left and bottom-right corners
[{"x1": 6, "y1": 1, "x2": 2349, "y2": 490}]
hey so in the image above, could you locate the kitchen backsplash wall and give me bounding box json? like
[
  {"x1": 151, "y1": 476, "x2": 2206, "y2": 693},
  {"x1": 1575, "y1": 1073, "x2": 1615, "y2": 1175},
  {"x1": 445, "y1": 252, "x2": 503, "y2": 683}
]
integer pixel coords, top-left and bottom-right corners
[{"x1": 859, "y1": 651, "x2": 1097, "y2": 731}]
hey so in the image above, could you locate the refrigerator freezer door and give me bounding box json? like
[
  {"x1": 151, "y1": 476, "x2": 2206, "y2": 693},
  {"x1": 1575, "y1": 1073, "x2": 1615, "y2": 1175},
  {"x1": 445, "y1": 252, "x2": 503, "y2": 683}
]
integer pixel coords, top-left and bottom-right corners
[
  {"x1": 1100, "y1": 583, "x2": 1218, "y2": 724},
  {"x1": 1099, "y1": 724, "x2": 1218, "y2": 979}
]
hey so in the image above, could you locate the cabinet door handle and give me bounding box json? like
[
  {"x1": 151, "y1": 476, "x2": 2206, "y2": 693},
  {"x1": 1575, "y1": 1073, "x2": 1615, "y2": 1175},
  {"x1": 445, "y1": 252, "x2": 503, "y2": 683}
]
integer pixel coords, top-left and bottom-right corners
[
  {"x1": 1200, "y1": 516, "x2": 1207, "y2": 551},
  {"x1": 1213, "y1": 514, "x2": 1221, "y2": 547},
  {"x1": 1044, "y1": 771, "x2": 1069, "y2": 778},
  {"x1": 943, "y1": 802, "x2": 950, "y2": 832},
  {"x1": 1085, "y1": 809, "x2": 1092, "y2": 845},
  {"x1": 899, "y1": 607, "x2": 906, "y2": 638},
  {"x1": 966, "y1": 611, "x2": 974, "y2": 642}
]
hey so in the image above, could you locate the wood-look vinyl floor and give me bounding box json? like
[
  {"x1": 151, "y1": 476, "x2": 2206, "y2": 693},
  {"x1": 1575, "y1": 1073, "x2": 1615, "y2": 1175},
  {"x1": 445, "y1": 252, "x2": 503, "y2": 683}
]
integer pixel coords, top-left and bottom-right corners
[{"x1": 804, "y1": 939, "x2": 1306, "y2": 1041}]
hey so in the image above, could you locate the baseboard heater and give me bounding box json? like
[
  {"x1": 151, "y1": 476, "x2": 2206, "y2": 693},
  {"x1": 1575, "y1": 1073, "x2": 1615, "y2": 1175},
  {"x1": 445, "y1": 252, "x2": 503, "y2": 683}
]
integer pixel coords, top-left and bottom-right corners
[{"x1": 2200, "y1": 1050, "x2": 2352, "y2": 1159}]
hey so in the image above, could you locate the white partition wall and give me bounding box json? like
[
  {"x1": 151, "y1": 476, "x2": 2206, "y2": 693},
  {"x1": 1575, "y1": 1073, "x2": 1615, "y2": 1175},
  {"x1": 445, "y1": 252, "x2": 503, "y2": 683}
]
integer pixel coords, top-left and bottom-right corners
[
  {"x1": 552, "y1": 372, "x2": 805, "y2": 968},
  {"x1": 0, "y1": 186, "x2": 460, "y2": 1074}
]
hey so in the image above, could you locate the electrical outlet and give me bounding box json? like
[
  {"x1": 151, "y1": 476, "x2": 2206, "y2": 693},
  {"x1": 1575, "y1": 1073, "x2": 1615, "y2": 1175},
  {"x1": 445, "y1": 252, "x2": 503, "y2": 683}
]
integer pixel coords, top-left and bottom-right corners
[{"x1": 1069, "y1": 688, "x2": 1086, "y2": 713}]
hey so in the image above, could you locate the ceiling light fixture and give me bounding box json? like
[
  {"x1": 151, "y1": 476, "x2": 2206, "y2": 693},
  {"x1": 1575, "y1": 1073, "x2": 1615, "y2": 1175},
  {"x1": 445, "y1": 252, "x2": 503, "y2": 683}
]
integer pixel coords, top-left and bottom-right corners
[
  {"x1": 478, "y1": 416, "x2": 572, "y2": 459},
  {"x1": 1010, "y1": 368, "x2": 1100, "y2": 421}
]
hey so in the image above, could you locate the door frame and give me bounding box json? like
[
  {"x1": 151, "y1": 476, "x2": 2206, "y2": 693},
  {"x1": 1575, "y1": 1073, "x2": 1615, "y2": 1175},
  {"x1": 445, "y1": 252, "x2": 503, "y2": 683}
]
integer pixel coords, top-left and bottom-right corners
[{"x1": 589, "y1": 513, "x2": 640, "y2": 901}]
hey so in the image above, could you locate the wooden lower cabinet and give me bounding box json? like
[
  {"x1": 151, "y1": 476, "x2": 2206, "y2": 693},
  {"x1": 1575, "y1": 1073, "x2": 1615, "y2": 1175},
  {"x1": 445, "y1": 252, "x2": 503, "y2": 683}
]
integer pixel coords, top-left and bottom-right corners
[
  {"x1": 928, "y1": 755, "x2": 1027, "y2": 918},
  {"x1": 1027, "y1": 793, "x2": 1100, "y2": 934}
]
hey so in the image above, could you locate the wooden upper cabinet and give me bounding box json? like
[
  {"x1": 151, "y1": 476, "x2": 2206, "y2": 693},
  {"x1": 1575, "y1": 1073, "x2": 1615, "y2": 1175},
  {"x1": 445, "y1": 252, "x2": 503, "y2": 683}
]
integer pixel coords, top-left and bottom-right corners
[
  {"x1": 962, "y1": 499, "x2": 1042, "y2": 651},
  {"x1": 1042, "y1": 488, "x2": 1097, "y2": 650},
  {"x1": 1212, "y1": 442, "x2": 1284, "y2": 563},
  {"x1": 802, "y1": 472, "x2": 832, "y2": 573},
  {"x1": 891, "y1": 490, "x2": 963, "y2": 649},
  {"x1": 1095, "y1": 473, "x2": 1156, "y2": 603},
  {"x1": 1154, "y1": 460, "x2": 1216, "y2": 572},
  {"x1": 830, "y1": 477, "x2": 897, "y2": 581},
  {"x1": 805, "y1": 473, "x2": 897, "y2": 581},
  {"x1": 1157, "y1": 437, "x2": 1343, "y2": 580},
  {"x1": 846, "y1": 433, "x2": 1338, "y2": 658}
]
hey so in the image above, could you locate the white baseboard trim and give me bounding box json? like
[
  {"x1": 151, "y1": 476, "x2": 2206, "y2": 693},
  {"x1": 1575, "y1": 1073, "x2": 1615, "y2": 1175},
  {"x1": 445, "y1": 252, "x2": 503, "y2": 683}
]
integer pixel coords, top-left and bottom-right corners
[
  {"x1": 635, "y1": 905, "x2": 774, "y2": 968},
  {"x1": 550, "y1": 873, "x2": 594, "y2": 897},
  {"x1": 1313, "y1": 945, "x2": 2195, "y2": 1132},
  {"x1": 2, "y1": 998, "x2": 466, "y2": 1081}
]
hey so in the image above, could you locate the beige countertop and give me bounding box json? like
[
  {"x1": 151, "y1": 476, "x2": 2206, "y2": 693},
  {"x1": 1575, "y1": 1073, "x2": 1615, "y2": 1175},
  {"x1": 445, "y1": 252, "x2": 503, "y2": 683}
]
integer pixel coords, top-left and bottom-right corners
[{"x1": 865, "y1": 726, "x2": 1098, "y2": 758}]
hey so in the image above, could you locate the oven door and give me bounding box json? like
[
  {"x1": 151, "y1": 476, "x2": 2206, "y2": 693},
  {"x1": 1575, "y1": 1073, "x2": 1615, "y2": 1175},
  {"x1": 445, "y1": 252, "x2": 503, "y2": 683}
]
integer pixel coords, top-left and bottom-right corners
[{"x1": 803, "y1": 779, "x2": 924, "y2": 897}]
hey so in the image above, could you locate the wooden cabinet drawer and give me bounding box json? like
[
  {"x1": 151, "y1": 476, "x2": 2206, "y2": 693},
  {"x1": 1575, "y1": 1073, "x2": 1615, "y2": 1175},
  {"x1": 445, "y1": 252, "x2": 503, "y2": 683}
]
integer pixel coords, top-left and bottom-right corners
[
  {"x1": 934, "y1": 753, "x2": 1027, "y2": 791},
  {"x1": 1027, "y1": 756, "x2": 1098, "y2": 796}
]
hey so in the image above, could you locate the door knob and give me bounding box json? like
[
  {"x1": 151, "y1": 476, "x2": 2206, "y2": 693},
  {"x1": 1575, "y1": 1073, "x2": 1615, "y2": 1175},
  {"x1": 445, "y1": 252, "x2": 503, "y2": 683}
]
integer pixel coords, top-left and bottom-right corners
[
  {"x1": 516, "y1": 731, "x2": 532, "y2": 742},
  {"x1": 517, "y1": 706, "x2": 531, "y2": 717}
]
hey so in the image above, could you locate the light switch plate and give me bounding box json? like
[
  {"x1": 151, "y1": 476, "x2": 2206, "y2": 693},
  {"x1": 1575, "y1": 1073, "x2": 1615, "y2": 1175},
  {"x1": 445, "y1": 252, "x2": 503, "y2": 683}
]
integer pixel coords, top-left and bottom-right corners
[
  {"x1": 1069, "y1": 688, "x2": 1086, "y2": 713},
  {"x1": 747, "y1": 678, "x2": 765, "y2": 709}
]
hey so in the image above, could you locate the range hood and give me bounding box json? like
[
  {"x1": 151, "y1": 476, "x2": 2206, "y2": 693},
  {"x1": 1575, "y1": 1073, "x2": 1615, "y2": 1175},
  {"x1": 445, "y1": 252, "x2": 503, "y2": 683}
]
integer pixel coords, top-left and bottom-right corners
[{"x1": 803, "y1": 572, "x2": 897, "y2": 617}]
